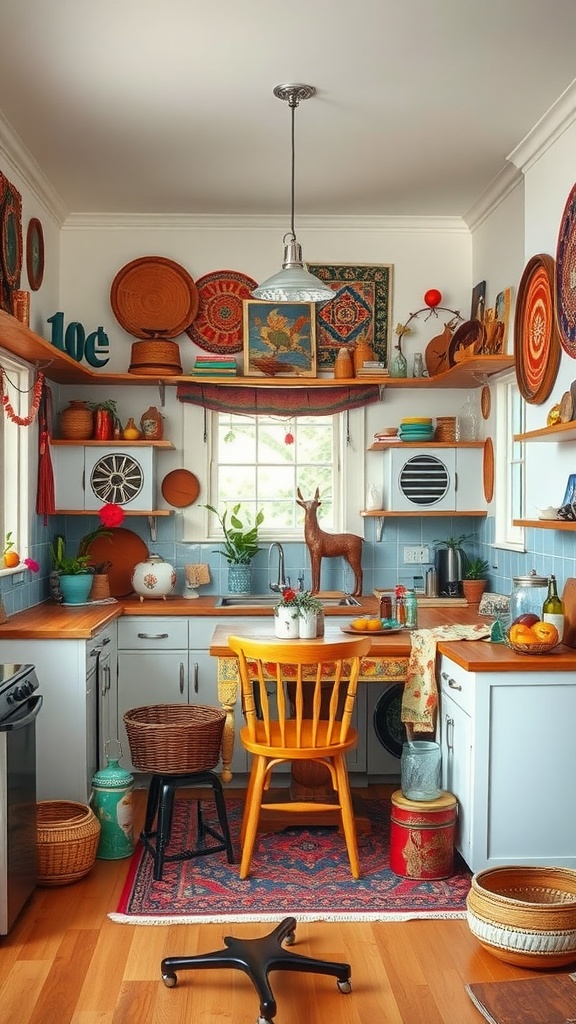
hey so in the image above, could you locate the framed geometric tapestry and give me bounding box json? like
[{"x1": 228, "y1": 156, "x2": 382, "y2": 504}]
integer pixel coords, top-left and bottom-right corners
[
  {"x1": 305, "y1": 262, "x2": 393, "y2": 370},
  {"x1": 0, "y1": 170, "x2": 23, "y2": 313}
]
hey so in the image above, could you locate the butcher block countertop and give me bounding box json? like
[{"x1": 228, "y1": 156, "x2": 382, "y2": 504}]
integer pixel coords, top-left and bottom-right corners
[{"x1": 1, "y1": 594, "x2": 574, "y2": 671}]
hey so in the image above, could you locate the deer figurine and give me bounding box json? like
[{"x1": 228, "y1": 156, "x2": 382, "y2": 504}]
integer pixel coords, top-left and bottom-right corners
[{"x1": 296, "y1": 487, "x2": 363, "y2": 596}]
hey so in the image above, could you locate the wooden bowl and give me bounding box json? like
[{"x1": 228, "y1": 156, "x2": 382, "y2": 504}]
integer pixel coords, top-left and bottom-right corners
[{"x1": 467, "y1": 865, "x2": 576, "y2": 967}]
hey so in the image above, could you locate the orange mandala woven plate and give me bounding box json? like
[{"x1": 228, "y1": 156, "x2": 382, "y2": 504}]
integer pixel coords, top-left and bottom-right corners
[
  {"x1": 185, "y1": 269, "x2": 258, "y2": 353},
  {"x1": 110, "y1": 256, "x2": 199, "y2": 339},
  {"x1": 515, "y1": 253, "x2": 561, "y2": 405}
]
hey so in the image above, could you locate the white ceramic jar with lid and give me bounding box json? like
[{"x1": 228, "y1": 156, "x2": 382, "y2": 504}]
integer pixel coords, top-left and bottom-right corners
[
  {"x1": 131, "y1": 554, "x2": 176, "y2": 601},
  {"x1": 509, "y1": 569, "x2": 548, "y2": 622}
]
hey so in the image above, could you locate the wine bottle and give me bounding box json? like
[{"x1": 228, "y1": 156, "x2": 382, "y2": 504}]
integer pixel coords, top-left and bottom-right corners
[{"x1": 542, "y1": 574, "x2": 564, "y2": 639}]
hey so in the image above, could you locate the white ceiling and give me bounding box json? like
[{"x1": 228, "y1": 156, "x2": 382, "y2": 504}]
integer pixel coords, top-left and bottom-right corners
[{"x1": 1, "y1": 0, "x2": 576, "y2": 220}]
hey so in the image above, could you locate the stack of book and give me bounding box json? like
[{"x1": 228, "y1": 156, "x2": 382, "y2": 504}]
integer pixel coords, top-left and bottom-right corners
[
  {"x1": 192, "y1": 355, "x2": 238, "y2": 377},
  {"x1": 355, "y1": 360, "x2": 390, "y2": 376}
]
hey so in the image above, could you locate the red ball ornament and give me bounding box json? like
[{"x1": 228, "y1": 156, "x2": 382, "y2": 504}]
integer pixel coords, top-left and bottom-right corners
[{"x1": 424, "y1": 289, "x2": 442, "y2": 308}]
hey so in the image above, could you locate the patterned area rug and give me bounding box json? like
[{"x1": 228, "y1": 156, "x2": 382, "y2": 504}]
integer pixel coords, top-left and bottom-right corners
[{"x1": 111, "y1": 797, "x2": 471, "y2": 925}]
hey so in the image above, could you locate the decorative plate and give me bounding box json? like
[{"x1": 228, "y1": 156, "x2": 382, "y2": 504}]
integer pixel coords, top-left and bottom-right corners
[
  {"x1": 185, "y1": 270, "x2": 258, "y2": 354},
  {"x1": 555, "y1": 181, "x2": 576, "y2": 356},
  {"x1": 110, "y1": 256, "x2": 199, "y2": 339},
  {"x1": 161, "y1": 469, "x2": 200, "y2": 508},
  {"x1": 559, "y1": 390, "x2": 574, "y2": 423},
  {"x1": 26, "y1": 217, "x2": 44, "y2": 291},
  {"x1": 515, "y1": 253, "x2": 561, "y2": 405},
  {"x1": 448, "y1": 319, "x2": 485, "y2": 367},
  {"x1": 340, "y1": 623, "x2": 403, "y2": 636},
  {"x1": 86, "y1": 527, "x2": 148, "y2": 598}
]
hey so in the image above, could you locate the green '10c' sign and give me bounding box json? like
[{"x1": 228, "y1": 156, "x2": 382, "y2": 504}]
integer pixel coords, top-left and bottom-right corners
[{"x1": 47, "y1": 311, "x2": 110, "y2": 368}]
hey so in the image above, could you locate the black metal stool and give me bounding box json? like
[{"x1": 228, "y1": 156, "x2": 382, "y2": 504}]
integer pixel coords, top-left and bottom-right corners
[
  {"x1": 160, "y1": 916, "x2": 352, "y2": 1024},
  {"x1": 141, "y1": 769, "x2": 234, "y2": 881},
  {"x1": 123, "y1": 703, "x2": 234, "y2": 882}
]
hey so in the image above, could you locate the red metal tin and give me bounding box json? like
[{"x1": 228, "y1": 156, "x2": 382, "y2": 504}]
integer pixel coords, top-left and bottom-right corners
[{"x1": 390, "y1": 789, "x2": 457, "y2": 879}]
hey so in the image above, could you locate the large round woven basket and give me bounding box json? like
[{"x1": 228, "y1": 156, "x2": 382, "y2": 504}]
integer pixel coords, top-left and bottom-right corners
[
  {"x1": 37, "y1": 800, "x2": 101, "y2": 886},
  {"x1": 123, "y1": 704, "x2": 225, "y2": 774},
  {"x1": 467, "y1": 865, "x2": 576, "y2": 968}
]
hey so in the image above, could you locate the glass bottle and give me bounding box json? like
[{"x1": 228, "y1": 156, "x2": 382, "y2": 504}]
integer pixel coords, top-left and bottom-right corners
[
  {"x1": 390, "y1": 348, "x2": 408, "y2": 378},
  {"x1": 542, "y1": 574, "x2": 565, "y2": 639},
  {"x1": 405, "y1": 589, "x2": 418, "y2": 629},
  {"x1": 456, "y1": 392, "x2": 478, "y2": 441},
  {"x1": 412, "y1": 352, "x2": 424, "y2": 378},
  {"x1": 395, "y1": 591, "x2": 406, "y2": 625}
]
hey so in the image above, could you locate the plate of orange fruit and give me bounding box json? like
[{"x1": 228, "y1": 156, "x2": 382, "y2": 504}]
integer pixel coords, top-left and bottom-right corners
[
  {"x1": 341, "y1": 617, "x2": 404, "y2": 635},
  {"x1": 506, "y1": 615, "x2": 560, "y2": 654}
]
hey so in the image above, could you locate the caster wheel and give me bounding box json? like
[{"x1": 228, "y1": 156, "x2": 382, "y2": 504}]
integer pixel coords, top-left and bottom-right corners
[
  {"x1": 337, "y1": 979, "x2": 352, "y2": 994},
  {"x1": 162, "y1": 972, "x2": 177, "y2": 988},
  {"x1": 284, "y1": 930, "x2": 295, "y2": 946}
]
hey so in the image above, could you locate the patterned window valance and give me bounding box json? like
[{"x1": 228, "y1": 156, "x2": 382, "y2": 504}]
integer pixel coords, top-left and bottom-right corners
[{"x1": 176, "y1": 382, "x2": 381, "y2": 416}]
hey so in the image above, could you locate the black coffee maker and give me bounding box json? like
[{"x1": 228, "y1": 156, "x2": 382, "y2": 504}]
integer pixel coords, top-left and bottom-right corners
[{"x1": 436, "y1": 546, "x2": 465, "y2": 597}]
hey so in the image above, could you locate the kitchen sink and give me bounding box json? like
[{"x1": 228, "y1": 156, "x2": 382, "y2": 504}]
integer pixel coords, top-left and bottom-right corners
[{"x1": 216, "y1": 594, "x2": 361, "y2": 607}]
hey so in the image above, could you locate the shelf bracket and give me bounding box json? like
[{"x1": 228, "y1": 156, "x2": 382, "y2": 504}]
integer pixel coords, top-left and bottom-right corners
[
  {"x1": 375, "y1": 517, "x2": 385, "y2": 542},
  {"x1": 147, "y1": 516, "x2": 158, "y2": 543},
  {"x1": 157, "y1": 382, "x2": 166, "y2": 407}
]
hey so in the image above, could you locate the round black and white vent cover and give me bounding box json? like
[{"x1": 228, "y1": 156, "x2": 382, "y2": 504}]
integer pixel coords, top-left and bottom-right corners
[{"x1": 89, "y1": 452, "x2": 144, "y2": 505}]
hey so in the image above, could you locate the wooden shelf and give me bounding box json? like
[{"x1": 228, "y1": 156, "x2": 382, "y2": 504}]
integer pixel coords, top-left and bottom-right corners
[
  {"x1": 515, "y1": 421, "x2": 576, "y2": 443},
  {"x1": 50, "y1": 439, "x2": 175, "y2": 449},
  {"x1": 367, "y1": 441, "x2": 484, "y2": 450},
  {"x1": 514, "y1": 518, "x2": 573, "y2": 531},
  {"x1": 0, "y1": 310, "x2": 515, "y2": 390},
  {"x1": 361, "y1": 510, "x2": 487, "y2": 517},
  {"x1": 55, "y1": 509, "x2": 173, "y2": 517}
]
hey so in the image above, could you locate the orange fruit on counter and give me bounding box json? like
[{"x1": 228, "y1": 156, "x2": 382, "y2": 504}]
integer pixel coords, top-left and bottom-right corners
[
  {"x1": 351, "y1": 617, "x2": 370, "y2": 630},
  {"x1": 3, "y1": 551, "x2": 19, "y2": 568},
  {"x1": 508, "y1": 623, "x2": 536, "y2": 645},
  {"x1": 530, "y1": 621, "x2": 559, "y2": 644},
  {"x1": 365, "y1": 618, "x2": 384, "y2": 631}
]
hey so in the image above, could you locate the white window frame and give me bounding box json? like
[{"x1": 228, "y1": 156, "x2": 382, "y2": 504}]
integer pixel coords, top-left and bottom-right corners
[
  {"x1": 494, "y1": 372, "x2": 525, "y2": 551},
  {"x1": 0, "y1": 352, "x2": 33, "y2": 578}
]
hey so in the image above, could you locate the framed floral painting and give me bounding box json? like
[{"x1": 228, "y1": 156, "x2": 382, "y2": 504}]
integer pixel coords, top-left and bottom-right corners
[{"x1": 242, "y1": 300, "x2": 316, "y2": 377}]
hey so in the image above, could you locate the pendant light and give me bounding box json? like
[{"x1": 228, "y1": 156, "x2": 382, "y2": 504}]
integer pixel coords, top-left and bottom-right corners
[{"x1": 252, "y1": 84, "x2": 335, "y2": 304}]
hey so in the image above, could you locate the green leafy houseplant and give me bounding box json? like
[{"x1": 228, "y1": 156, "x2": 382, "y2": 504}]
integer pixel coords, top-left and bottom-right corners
[
  {"x1": 274, "y1": 587, "x2": 323, "y2": 618},
  {"x1": 204, "y1": 503, "x2": 264, "y2": 565},
  {"x1": 432, "y1": 533, "x2": 475, "y2": 551},
  {"x1": 464, "y1": 556, "x2": 491, "y2": 580},
  {"x1": 50, "y1": 536, "x2": 93, "y2": 575}
]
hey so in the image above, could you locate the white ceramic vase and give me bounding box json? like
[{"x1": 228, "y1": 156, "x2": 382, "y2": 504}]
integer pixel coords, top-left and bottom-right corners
[
  {"x1": 298, "y1": 609, "x2": 318, "y2": 639},
  {"x1": 131, "y1": 554, "x2": 176, "y2": 601},
  {"x1": 274, "y1": 606, "x2": 299, "y2": 639}
]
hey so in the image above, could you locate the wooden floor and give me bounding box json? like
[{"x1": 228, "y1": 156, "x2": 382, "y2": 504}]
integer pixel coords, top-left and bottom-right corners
[{"x1": 0, "y1": 787, "x2": 550, "y2": 1024}]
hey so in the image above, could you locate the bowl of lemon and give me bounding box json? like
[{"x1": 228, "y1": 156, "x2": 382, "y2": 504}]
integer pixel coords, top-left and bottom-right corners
[{"x1": 342, "y1": 616, "x2": 403, "y2": 635}]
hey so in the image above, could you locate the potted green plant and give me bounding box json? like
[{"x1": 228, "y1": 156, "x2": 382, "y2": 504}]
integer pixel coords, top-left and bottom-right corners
[
  {"x1": 295, "y1": 589, "x2": 323, "y2": 638},
  {"x1": 204, "y1": 502, "x2": 264, "y2": 595},
  {"x1": 462, "y1": 556, "x2": 491, "y2": 605},
  {"x1": 50, "y1": 536, "x2": 94, "y2": 604}
]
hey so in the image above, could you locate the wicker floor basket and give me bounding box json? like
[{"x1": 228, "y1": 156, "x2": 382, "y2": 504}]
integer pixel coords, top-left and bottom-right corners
[
  {"x1": 467, "y1": 865, "x2": 576, "y2": 968},
  {"x1": 37, "y1": 800, "x2": 101, "y2": 887},
  {"x1": 123, "y1": 704, "x2": 226, "y2": 774}
]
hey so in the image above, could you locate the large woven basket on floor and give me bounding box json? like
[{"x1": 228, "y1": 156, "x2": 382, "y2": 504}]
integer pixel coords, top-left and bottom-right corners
[
  {"x1": 123, "y1": 703, "x2": 225, "y2": 774},
  {"x1": 37, "y1": 800, "x2": 101, "y2": 886},
  {"x1": 467, "y1": 865, "x2": 576, "y2": 968}
]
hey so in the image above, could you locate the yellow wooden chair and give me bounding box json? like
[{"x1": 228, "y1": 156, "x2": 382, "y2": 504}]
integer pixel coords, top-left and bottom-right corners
[{"x1": 227, "y1": 634, "x2": 372, "y2": 879}]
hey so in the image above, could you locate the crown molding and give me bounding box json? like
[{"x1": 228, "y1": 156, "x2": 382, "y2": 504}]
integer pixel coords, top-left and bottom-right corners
[
  {"x1": 507, "y1": 78, "x2": 576, "y2": 174},
  {"x1": 463, "y1": 163, "x2": 524, "y2": 232},
  {"x1": 0, "y1": 111, "x2": 68, "y2": 224},
  {"x1": 62, "y1": 212, "x2": 468, "y2": 233}
]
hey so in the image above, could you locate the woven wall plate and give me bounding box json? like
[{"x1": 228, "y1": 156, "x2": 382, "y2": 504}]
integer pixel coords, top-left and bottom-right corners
[
  {"x1": 110, "y1": 256, "x2": 199, "y2": 339},
  {"x1": 515, "y1": 253, "x2": 561, "y2": 405},
  {"x1": 186, "y1": 269, "x2": 258, "y2": 353},
  {"x1": 161, "y1": 469, "x2": 200, "y2": 508},
  {"x1": 555, "y1": 181, "x2": 576, "y2": 357}
]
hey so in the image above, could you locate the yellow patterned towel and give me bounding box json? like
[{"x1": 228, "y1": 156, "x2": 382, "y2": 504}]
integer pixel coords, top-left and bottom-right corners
[{"x1": 401, "y1": 624, "x2": 491, "y2": 734}]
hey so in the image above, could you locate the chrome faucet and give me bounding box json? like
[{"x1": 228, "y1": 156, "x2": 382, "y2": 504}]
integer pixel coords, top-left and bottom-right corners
[{"x1": 268, "y1": 542, "x2": 289, "y2": 592}]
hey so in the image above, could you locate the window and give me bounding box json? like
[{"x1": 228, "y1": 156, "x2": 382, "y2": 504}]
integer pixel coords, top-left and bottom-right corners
[
  {"x1": 494, "y1": 374, "x2": 525, "y2": 550},
  {"x1": 0, "y1": 353, "x2": 32, "y2": 574},
  {"x1": 209, "y1": 412, "x2": 338, "y2": 536}
]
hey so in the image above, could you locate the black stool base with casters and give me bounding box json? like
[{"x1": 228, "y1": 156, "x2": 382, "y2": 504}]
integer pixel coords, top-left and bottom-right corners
[
  {"x1": 160, "y1": 916, "x2": 352, "y2": 1024},
  {"x1": 141, "y1": 769, "x2": 234, "y2": 881}
]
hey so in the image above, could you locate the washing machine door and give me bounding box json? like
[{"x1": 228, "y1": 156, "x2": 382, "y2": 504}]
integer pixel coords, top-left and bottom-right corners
[{"x1": 373, "y1": 683, "x2": 407, "y2": 758}]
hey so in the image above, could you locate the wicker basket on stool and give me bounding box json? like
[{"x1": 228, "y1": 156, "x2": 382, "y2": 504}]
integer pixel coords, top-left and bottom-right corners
[
  {"x1": 37, "y1": 800, "x2": 101, "y2": 886},
  {"x1": 123, "y1": 704, "x2": 225, "y2": 774}
]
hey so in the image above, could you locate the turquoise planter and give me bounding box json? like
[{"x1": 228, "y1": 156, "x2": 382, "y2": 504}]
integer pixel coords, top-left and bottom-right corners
[{"x1": 59, "y1": 573, "x2": 93, "y2": 604}]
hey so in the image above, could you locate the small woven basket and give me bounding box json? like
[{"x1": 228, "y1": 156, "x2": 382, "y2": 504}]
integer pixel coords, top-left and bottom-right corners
[
  {"x1": 128, "y1": 340, "x2": 182, "y2": 376},
  {"x1": 435, "y1": 416, "x2": 457, "y2": 442},
  {"x1": 123, "y1": 704, "x2": 225, "y2": 774},
  {"x1": 37, "y1": 800, "x2": 101, "y2": 886},
  {"x1": 467, "y1": 865, "x2": 576, "y2": 967},
  {"x1": 504, "y1": 637, "x2": 558, "y2": 656}
]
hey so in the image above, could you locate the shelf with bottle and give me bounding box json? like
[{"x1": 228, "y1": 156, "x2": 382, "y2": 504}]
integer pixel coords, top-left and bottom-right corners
[{"x1": 51, "y1": 439, "x2": 175, "y2": 448}]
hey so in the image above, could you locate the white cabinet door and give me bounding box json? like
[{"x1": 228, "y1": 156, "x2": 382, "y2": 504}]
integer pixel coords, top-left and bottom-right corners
[
  {"x1": 117, "y1": 651, "x2": 188, "y2": 772},
  {"x1": 440, "y1": 689, "x2": 472, "y2": 864}
]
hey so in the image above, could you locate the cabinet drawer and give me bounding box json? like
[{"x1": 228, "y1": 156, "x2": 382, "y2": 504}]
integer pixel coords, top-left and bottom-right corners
[
  {"x1": 439, "y1": 656, "x2": 474, "y2": 715},
  {"x1": 118, "y1": 617, "x2": 188, "y2": 650}
]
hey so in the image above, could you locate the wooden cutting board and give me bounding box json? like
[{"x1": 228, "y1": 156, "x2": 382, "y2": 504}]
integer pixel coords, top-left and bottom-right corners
[{"x1": 561, "y1": 577, "x2": 576, "y2": 647}]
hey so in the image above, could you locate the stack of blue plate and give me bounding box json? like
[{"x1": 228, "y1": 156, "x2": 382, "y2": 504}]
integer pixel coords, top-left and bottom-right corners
[{"x1": 399, "y1": 417, "x2": 434, "y2": 442}]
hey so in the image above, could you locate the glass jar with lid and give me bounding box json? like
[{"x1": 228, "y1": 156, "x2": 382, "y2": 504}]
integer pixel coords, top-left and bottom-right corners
[{"x1": 509, "y1": 569, "x2": 548, "y2": 622}]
